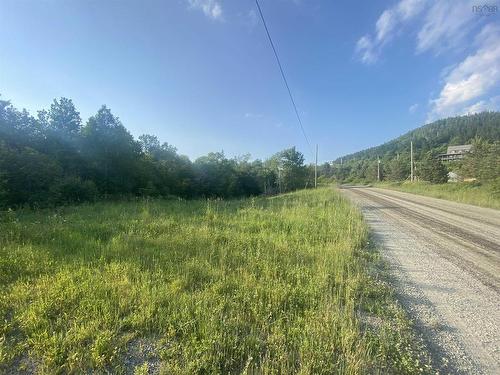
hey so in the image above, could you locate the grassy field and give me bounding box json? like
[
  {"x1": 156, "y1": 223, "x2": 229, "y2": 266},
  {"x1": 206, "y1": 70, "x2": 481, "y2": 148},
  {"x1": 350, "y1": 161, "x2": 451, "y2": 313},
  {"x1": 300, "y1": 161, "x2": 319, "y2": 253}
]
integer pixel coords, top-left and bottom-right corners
[
  {"x1": 374, "y1": 181, "x2": 500, "y2": 210},
  {"x1": 0, "y1": 188, "x2": 431, "y2": 374}
]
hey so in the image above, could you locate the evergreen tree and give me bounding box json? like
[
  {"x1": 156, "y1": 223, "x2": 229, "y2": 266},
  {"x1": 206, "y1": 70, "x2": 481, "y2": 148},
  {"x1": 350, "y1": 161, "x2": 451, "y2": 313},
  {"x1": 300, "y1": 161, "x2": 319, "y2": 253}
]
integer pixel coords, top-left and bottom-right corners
[
  {"x1": 461, "y1": 139, "x2": 500, "y2": 182},
  {"x1": 387, "y1": 157, "x2": 410, "y2": 181},
  {"x1": 419, "y1": 152, "x2": 448, "y2": 184},
  {"x1": 82, "y1": 105, "x2": 141, "y2": 195}
]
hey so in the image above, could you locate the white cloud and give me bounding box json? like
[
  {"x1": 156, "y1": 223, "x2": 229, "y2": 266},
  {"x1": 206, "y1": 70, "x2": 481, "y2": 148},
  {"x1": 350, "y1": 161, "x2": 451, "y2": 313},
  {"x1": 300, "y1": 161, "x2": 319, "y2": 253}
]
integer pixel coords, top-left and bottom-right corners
[
  {"x1": 354, "y1": 0, "x2": 500, "y2": 121},
  {"x1": 397, "y1": 0, "x2": 427, "y2": 19},
  {"x1": 462, "y1": 96, "x2": 500, "y2": 114},
  {"x1": 187, "y1": 0, "x2": 223, "y2": 20},
  {"x1": 376, "y1": 10, "x2": 396, "y2": 42},
  {"x1": 355, "y1": 35, "x2": 377, "y2": 64},
  {"x1": 409, "y1": 103, "x2": 419, "y2": 113},
  {"x1": 416, "y1": 0, "x2": 477, "y2": 54},
  {"x1": 355, "y1": 0, "x2": 426, "y2": 64},
  {"x1": 427, "y1": 23, "x2": 500, "y2": 121},
  {"x1": 355, "y1": 0, "x2": 486, "y2": 63}
]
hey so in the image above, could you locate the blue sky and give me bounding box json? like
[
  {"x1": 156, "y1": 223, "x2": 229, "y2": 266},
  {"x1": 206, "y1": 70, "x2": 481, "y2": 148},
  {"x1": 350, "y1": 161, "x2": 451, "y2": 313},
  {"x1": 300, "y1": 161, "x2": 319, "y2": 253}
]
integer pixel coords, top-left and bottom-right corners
[{"x1": 1, "y1": 0, "x2": 499, "y2": 162}]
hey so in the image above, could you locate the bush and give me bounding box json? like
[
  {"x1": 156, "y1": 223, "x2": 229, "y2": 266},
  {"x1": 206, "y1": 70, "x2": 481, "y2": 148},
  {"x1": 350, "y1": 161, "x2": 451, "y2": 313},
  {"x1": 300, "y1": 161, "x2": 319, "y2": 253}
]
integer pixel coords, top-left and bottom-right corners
[{"x1": 51, "y1": 177, "x2": 98, "y2": 204}]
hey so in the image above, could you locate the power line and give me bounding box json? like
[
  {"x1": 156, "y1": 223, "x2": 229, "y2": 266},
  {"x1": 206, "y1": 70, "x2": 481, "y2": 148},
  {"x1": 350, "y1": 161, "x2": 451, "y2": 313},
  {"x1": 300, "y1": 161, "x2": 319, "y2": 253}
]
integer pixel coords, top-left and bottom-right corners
[{"x1": 254, "y1": 0, "x2": 313, "y2": 154}]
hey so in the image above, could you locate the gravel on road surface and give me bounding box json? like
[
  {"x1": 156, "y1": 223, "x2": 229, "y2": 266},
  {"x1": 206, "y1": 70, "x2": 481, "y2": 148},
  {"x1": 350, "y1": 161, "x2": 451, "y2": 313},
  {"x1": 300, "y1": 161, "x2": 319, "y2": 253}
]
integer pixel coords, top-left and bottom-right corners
[{"x1": 342, "y1": 186, "x2": 500, "y2": 375}]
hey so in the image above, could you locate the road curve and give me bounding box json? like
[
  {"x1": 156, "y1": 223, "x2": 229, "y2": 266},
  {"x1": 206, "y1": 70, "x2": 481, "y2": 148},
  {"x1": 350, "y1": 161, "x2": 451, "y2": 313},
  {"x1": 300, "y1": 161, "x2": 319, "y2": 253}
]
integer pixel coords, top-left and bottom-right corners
[{"x1": 341, "y1": 186, "x2": 500, "y2": 375}]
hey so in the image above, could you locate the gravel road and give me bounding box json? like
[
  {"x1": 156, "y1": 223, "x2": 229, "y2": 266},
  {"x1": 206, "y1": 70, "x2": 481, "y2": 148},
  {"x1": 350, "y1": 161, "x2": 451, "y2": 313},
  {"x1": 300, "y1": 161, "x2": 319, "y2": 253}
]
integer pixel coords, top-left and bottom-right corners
[{"x1": 341, "y1": 186, "x2": 500, "y2": 375}]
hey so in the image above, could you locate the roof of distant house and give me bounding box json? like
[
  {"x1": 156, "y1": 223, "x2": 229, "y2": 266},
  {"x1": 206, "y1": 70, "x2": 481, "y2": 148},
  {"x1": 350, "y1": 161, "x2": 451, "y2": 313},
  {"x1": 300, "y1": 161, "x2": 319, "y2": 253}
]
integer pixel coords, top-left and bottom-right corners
[{"x1": 447, "y1": 145, "x2": 472, "y2": 154}]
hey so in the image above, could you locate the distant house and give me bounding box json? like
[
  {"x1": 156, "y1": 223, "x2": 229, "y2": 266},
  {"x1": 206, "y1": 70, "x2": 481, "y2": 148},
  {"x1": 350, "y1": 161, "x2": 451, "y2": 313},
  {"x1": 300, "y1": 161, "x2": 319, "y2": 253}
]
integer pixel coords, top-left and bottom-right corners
[{"x1": 437, "y1": 144, "x2": 472, "y2": 161}]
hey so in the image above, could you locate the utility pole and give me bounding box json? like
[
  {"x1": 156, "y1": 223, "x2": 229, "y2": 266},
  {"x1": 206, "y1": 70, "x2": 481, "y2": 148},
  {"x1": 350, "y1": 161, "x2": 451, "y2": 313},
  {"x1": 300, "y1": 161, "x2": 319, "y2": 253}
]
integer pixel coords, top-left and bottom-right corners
[
  {"x1": 314, "y1": 144, "x2": 318, "y2": 188},
  {"x1": 377, "y1": 157, "x2": 381, "y2": 181},
  {"x1": 410, "y1": 141, "x2": 414, "y2": 182}
]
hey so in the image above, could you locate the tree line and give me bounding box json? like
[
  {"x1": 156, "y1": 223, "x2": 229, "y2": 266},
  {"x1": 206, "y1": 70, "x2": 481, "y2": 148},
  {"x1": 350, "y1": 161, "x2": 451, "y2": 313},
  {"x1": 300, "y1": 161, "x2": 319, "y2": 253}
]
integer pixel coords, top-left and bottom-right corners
[{"x1": 0, "y1": 96, "x2": 313, "y2": 208}]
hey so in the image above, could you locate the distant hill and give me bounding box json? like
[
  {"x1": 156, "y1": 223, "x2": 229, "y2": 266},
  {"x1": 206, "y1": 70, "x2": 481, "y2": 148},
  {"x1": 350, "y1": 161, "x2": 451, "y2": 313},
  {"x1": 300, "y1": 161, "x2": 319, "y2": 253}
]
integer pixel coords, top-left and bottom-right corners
[{"x1": 334, "y1": 112, "x2": 500, "y2": 162}]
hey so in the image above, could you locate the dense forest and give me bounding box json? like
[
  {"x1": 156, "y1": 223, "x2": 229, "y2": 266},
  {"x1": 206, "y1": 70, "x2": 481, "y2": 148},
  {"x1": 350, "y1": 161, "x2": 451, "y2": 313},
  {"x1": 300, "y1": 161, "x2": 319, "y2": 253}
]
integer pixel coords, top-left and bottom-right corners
[
  {"x1": 0, "y1": 96, "x2": 313, "y2": 208},
  {"x1": 318, "y1": 112, "x2": 500, "y2": 184}
]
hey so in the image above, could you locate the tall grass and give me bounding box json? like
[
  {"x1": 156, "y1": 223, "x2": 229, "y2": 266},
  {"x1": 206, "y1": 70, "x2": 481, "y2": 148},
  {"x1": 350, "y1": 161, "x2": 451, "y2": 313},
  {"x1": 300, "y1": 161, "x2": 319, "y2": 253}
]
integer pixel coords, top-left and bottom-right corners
[
  {"x1": 375, "y1": 181, "x2": 500, "y2": 209},
  {"x1": 0, "y1": 188, "x2": 430, "y2": 374}
]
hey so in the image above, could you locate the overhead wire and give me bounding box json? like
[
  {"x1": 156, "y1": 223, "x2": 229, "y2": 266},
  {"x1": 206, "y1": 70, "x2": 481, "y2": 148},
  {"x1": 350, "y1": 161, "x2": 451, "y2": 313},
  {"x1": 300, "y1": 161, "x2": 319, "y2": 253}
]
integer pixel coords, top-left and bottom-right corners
[{"x1": 254, "y1": 0, "x2": 313, "y2": 156}]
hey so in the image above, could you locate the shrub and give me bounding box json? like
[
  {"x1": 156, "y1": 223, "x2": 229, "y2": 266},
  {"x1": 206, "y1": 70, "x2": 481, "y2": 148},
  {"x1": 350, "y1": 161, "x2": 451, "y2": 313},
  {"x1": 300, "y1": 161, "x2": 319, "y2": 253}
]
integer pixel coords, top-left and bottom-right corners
[{"x1": 51, "y1": 176, "x2": 98, "y2": 204}]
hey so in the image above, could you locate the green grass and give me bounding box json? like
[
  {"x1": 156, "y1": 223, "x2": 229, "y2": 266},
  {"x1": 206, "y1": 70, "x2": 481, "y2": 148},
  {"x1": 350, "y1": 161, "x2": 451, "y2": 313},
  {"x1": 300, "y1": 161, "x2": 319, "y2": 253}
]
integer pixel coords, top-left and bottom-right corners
[
  {"x1": 0, "y1": 188, "x2": 431, "y2": 374},
  {"x1": 374, "y1": 181, "x2": 500, "y2": 210}
]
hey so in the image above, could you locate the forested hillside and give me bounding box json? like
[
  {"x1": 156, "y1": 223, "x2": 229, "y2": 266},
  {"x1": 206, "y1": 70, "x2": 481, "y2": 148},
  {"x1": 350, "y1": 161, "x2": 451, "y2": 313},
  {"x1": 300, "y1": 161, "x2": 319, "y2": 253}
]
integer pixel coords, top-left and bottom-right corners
[
  {"x1": 335, "y1": 112, "x2": 500, "y2": 163},
  {"x1": 0, "y1": 96, "x2": 312, "y2": 208},
  {"x1": 321, "y1": 112, "x2": 500, "y2": 184}
]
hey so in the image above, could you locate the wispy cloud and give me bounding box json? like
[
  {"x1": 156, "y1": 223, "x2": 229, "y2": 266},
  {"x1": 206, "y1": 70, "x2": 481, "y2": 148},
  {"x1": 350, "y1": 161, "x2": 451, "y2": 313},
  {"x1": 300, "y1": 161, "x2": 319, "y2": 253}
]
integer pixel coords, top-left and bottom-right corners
[
  {"x1": 416, "y1": 0, "x2": 478, "y2": 54},
  {"x1": 247, "y1": 9, "x2": 259, "y2": 29},
  {"x1": 355, "y1": 0, "x2": 500, "y2": 121},
  {"x1": 375, "y1": 0, "x2": 425, "y2": 42},
  {"x1": 187, "y1": 0, "x2": 223, "y2": 20},
  {"x1": 462, "y1": 96, "x2": 500, "y2": 114},
  {"x1": 355, "y1": 0, "x2": 485, "y2": 63},
  {"x1": 355, "y1": 35, "x2": 377, "y2": 64},
  {"x1": 355, "y1": 0, "x2": 426, "y2": 64},
  {"x1": 409, "y1": 103, "x2": 419, "y2": 113},
  {"x1": 427, "y1": 23, "x2": 500, "y2": 121}
]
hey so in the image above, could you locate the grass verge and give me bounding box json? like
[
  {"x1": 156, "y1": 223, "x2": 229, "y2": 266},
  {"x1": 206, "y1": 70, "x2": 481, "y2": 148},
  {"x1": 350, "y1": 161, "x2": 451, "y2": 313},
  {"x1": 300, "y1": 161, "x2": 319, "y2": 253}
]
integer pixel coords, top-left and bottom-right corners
[
  {"x1": 0, "y1": 188, "x2": 432, "y2": 374},
  {"x1": 374, "y1": 181, "x2": 500, "y2": 210}
]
